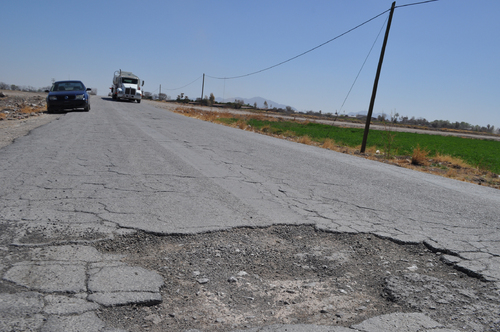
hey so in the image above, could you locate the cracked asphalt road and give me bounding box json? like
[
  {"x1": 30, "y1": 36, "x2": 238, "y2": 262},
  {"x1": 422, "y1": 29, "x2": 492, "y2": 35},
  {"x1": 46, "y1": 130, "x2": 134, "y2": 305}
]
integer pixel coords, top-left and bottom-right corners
[{"x1": 0, "y1": 96, "x2": 499, "y2": 331}]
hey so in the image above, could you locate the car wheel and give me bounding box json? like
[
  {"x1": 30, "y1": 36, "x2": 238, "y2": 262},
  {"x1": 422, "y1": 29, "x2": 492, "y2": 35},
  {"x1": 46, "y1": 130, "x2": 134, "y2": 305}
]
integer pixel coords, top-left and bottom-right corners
[
  {"x1": 84, "y1": 105, "x2": 90, "y2": 112},
  {"x1": 137, "y1": 99, "x2": 141, "y2": 103}
]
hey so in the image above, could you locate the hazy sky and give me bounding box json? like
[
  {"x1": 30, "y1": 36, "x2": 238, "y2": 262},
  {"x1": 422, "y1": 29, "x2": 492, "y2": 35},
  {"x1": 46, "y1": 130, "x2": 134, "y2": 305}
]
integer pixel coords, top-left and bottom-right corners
[{"x1": 1, "y1": 0, "x2": 498, "y2": 128}]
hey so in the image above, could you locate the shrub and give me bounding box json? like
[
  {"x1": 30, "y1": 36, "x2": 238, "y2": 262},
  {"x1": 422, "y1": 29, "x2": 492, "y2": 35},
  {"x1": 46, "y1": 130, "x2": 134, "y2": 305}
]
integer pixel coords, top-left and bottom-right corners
[{"x1": 411, "y1": 144, "x2": 429, "y2": 166}]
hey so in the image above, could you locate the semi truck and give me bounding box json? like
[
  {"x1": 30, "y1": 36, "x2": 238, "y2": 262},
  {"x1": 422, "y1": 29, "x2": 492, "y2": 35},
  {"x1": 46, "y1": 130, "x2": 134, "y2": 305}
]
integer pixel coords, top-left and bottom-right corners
[{"x1": 110, "y1": 70, "x2": 144, "y2": 103}]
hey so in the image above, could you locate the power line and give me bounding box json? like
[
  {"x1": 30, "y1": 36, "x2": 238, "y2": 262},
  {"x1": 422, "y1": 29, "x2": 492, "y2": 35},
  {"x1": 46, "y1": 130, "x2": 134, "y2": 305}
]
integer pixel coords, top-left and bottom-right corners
[
  {"x1": 206, "y1": 9, "x2": 391, "y2": 80},
  {"x1": 396, "y1": 0, "x2": 439, "y2": 9},
  {"x1": 337, "y1": 0, "x2": 439, "y2": 113},
  {"x1": 205, "y1": 0, "x2": 438, "y2": 81},
  {"x1": 338, "y1": 16, "x2": 389, "y2": 115},
  {"x1": 163, "y1": 75, "x2": 203, "y2": 91}
]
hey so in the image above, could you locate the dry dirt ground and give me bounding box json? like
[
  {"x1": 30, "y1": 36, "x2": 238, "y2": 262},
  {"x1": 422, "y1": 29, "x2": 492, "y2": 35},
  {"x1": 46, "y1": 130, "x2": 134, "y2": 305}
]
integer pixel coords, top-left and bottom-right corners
[
  {"x1": 0, "y1": 90, "x2": 61, "y2": 149},
  {"x1": 1, "y1": 91, "x2": 500, "y2": 331}
]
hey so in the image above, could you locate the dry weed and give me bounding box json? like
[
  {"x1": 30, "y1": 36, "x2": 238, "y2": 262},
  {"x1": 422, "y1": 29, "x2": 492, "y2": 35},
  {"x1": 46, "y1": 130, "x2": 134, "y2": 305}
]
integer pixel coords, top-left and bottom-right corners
[
  {"x1": 411, "y1": 144, "x2": 429, "y2": 166},
  {"x1": 433, "y1": 152, "x2": 469, "y2": 169},
  {"x1": 445, "y1": 169, "x2": 458, "y2": 178},
  {"x1": 260, "y1": 125, "x2": 272, "y2": 133},
  {"x1": 365, "y1": 146, "x2": 379, "y2": 155},
  {"x1": 235, "y1": 120, "x2": 247, "y2": 130},
  {"x1": 19, "y1": 106, "x2": 34, "y2": 114},
  {"x1": 321, "y1": 138, "x2": 336, "y2": 150},
  {"x1": 297, "y1": 135, "x2": 312, "y2": 145}
]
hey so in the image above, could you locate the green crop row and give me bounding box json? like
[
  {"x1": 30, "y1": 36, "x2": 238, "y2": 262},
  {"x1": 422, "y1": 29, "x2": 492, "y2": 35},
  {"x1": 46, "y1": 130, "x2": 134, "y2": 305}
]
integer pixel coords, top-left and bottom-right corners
[{"x1": 245, "y1": 119, "x2": 500, "y2": 174}]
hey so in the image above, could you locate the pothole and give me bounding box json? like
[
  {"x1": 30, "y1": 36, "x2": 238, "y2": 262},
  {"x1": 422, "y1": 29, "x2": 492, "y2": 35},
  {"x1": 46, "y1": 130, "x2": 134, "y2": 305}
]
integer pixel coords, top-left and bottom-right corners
[{"x1": 94, "y1": 225, "x2": 500, "y2": 332}]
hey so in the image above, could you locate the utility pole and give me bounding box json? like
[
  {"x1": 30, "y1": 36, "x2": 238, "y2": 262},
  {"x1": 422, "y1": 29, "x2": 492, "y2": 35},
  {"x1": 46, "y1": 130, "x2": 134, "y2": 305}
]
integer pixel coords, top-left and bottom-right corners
[
  {"x1": 159, "y1": 84, "x2": 161, "y2": 100},
  {"x1": 360, "y1": 1, "x2": 396, "y2": 153},
  {"x1": 200, "y1": 73, "x2": 205, "y2": 104}
]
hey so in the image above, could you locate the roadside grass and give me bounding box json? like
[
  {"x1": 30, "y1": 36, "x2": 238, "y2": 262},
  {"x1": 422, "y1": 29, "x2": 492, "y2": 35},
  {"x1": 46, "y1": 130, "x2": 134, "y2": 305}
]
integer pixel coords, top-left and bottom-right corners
[
  {"x1": 246, "y1": 119, "x2": 500, "y2": 174},
  {"x1": 171, "y1": 106, "x2": 500, "y2": 189}
]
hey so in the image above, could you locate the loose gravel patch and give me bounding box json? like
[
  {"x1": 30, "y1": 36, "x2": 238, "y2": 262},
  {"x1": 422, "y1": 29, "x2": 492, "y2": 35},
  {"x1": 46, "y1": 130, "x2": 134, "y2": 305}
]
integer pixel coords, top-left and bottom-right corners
[{"x1": 95, "y1": 225, "x2": 500, "y2": 332}]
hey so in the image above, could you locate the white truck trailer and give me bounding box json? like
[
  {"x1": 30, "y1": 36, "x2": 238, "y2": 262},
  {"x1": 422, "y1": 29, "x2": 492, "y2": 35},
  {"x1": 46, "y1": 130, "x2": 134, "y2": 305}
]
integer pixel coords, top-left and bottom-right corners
[{"x1": 110, "y1": 70, "x2": 144, "y2": 103}]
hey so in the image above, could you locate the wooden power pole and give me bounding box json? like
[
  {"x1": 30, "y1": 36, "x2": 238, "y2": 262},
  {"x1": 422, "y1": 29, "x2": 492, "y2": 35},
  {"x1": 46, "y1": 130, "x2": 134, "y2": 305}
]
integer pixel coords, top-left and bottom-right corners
[
  {"x1": 200, "y1": 73, "x2": 205, "y2": 103},
  {"x1": 360, "y1": 1, "x2": 396, "y2": 153}
]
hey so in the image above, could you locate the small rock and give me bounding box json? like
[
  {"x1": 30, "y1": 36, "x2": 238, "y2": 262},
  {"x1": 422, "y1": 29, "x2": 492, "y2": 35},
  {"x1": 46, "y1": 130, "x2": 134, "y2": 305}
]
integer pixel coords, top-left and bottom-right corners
[
  {"x1": 197, "y1": 278, "x2": 209, "y2": 284},
  {"x1": 228, "y1": 276, "x2": 237, "y2": 283},
  {"x1": 302, "y1": 282, "x2": 317, "y2": 288},
  {"x1": 321, "y1": 305, "x2": 334, "y2": 313}
]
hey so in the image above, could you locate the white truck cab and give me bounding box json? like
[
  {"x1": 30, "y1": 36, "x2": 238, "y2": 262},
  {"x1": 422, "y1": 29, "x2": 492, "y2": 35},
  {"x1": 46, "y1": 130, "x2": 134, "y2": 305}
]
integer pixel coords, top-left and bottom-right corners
[{"x1": 111, "y1": 70, "x2": 144, "y2": 103}]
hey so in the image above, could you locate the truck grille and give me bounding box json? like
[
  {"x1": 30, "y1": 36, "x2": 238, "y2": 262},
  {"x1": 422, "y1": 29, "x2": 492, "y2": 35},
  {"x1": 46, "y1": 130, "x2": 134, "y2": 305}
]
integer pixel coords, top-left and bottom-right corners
[{"x1": 125, "y1": 88, "x2": 136, "y2": 95}]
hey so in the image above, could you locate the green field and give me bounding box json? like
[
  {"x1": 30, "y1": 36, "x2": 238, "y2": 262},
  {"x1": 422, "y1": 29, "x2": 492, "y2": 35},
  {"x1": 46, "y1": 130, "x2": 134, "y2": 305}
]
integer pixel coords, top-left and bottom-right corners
[{"x1": 243, "y1": 119, "x2": 500, "y2": 174}]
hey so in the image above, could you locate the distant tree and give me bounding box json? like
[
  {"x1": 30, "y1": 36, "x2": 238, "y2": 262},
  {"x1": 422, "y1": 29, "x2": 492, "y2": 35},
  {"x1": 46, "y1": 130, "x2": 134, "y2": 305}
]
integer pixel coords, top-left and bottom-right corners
[
  {"x1": 253, "y1": 102, "x2": 257, "y2": 108},
  {"x1": 10, "y1": 84, "x2": 19, "y2": 91},
  {"x1": 234, "y1": 99, "x2": 244, "y2": 109},
  {"x1": 209, "y1": 93, "x2": 215, "y2": 106},
  {"x1": 285, "y1": 106, "x2": 293, "y2": 114},
  {"x1": 0, "y1": 82, "x2": 9, "y2": 90},
  {"x1": 263, "y1": 101, "x2": 268, "y2": 109},
  {"x1": 159, "y1": 93, "x2": 167, "y2": 101}
]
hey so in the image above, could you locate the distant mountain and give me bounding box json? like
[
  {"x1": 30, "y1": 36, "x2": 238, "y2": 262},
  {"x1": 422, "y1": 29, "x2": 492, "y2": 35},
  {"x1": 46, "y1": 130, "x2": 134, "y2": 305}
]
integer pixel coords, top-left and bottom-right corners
[{"x1": 216, "y1": 96, "x2": 295, "y2": 110}]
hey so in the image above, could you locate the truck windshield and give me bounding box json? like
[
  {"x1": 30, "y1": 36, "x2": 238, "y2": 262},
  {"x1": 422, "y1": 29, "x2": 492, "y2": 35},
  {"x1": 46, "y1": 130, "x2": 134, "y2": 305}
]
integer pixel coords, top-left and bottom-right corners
[{"x1": 122, "y1": 78, "x2": 138, "y2": 84}]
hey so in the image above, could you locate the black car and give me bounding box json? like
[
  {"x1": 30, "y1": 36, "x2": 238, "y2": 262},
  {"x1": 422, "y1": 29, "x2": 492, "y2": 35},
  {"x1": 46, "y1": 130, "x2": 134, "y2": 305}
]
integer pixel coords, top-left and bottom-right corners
[{"x1": 46, "y1": 80, "x2": 91, "y2": 113}]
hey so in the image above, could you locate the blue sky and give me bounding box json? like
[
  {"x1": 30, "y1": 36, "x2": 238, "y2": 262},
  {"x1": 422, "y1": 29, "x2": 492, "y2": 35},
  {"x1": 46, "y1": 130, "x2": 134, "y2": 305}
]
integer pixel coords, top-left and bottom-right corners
[{"x1": 1, "y1": 0, "x2": 499, "y2": 128}]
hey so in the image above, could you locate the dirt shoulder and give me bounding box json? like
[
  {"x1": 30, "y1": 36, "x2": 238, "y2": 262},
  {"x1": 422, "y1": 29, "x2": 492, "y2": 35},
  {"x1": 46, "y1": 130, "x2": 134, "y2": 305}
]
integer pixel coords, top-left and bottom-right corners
[{"x1": 0, "y1": 90, "x2": 61, "y2": 149}]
